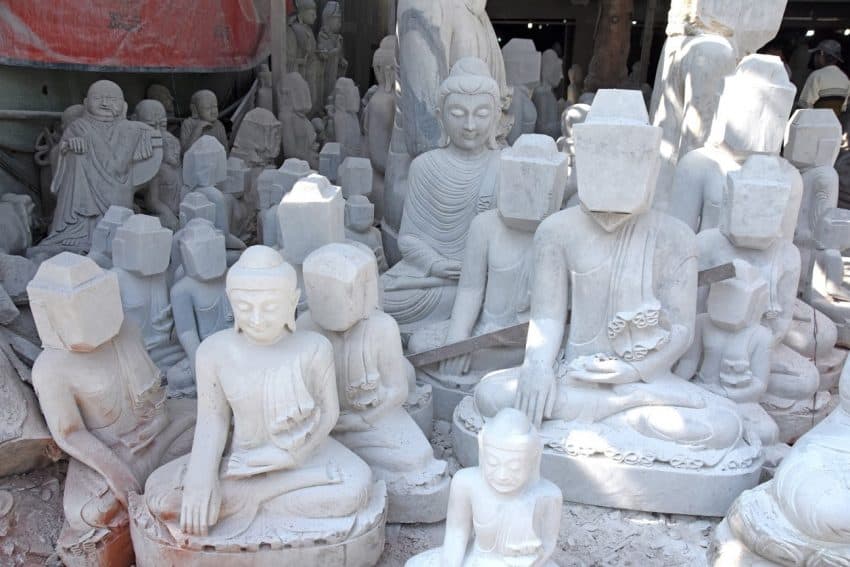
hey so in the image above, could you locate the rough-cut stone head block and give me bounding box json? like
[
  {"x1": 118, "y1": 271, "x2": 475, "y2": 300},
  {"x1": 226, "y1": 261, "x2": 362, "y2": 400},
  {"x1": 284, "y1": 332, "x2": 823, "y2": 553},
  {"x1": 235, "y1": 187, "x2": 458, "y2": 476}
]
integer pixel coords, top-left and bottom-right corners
[
  {"x1": 334, "y1": 78, "x2": 361, "y2": 114},
  {"x1": 574, "y1": 89, "x2": 662, "y2": 214},
  {"x1": 280, "y1": 72, "x2": 313, "y2": 113},
  {"x1": 183, "y1": 135, "x2": 227, "y2": 188},
  {"x1": 816, "y1": 208, "x2": 850, "y2": 251},
  {"x1": 721, "y1": 154, "x2": 791, "y2": 250},
  {"x1": 91, "y1": 206, "x2": 133, "y2": 253},
  {"x1": 540, "y1": 49, "x2": 563, "y2": 87},
  {"x1": 278, "y1": 174, "x2": 345, "y2": 264},
  {"x1": 179, "y1": 192, "x2": 216, "y2": 227},
  {"x1": 257, "y1": 170, "x2": 287, "y2": 210},
  {"x1": 319, "y1": 142, "x2": 344, "y2": 183},
  {"x1": 707, "y1": 260, "x2": 769, "y2": 329},
  {"x1": 303, "y1": 242, "x2": 378, "y2": 332},
  {"x1": 179, "y1": 219, "x2": 226, "y2": 281},
  {"x1": 112, "y1": 215, "x2": 173, "y2": 276},
  {"x1": 218, "y1": 156, "x2": 249, "y2": 196},
  {"x1": 339, "y1": 157, "x2": 374, "y2": 199},
  {"x1": 502, "y1": 38, "x2": 541, "y2": 87},
  {"x1": 27, "y1": 253, "x2": 123, "y2": 351},
  {"x1": 784, "y1": 109, "x2": 842, "y2": 169},
  {"x1": 735, "y1": 1, "x2": 788, "y2": 56},
  {"x1": 499, "y1": 134, "x2": 567, "y2": 230},
  {"x1": 233, "y1": 108, "x2": 282, "y2": 162},
  {"x1": 345, "y1": 195, "x2": 375, "y2": 231},
  {"x1": 712, "y1": 55, "x2": 796, "y2": 155}
]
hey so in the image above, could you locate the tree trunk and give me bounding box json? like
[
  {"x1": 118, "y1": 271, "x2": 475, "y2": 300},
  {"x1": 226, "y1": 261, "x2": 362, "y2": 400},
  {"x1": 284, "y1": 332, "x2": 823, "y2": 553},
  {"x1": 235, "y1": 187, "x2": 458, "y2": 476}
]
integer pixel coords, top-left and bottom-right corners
[{"x1": 584, "y1": 0, "x2": 633, "y2": 92}]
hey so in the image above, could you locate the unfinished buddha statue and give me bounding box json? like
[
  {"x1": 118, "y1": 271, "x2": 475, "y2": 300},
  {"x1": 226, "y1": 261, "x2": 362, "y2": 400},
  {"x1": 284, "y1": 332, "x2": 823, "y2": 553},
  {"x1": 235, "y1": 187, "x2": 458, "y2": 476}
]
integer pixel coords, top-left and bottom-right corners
[
  {"x1": 317, "y1": 1, "x2": 347, "y2": 111},
  {"x1": 712, "y1": 358, "x2": 850, "y2": 566},
  {"x1": 697, "y1": 154, "x2": 828, "y2": 443},
  {"x1": 808, "y1": 209, "x2": 850, "y2": 348},
  {"x1": 287, "y1": 0, "x2": 322, "y2": 115},
  {"x1": 533, "y1": 49, "x2": 563, "y2": 139},
  {"x1": 345, "y1": 196, "x2": 388, "y2": 272},
  {"x1": 651, "y1": 0, "x2": 787, "y2": 209},
  {"x1": 381, "y1": 58, "x2": 501, "y2": 336},
  {"x1": 278, "y1": 72, "x2": 320, "y2": 168},
  {"x1": 27, "y1": 253, "x2": 195, "y2": 567},
  {"x1": 87, "y1": 205, "x2": 133, "y2": 269},
  {"x1": 566, "y1": 63, "x2": 584, "y2": 105},
  {"x1": 298, "y1": 243, "x2": 449, "y2": 523},
  {"x1": 670, "y1": 55, "x2": 798, "y2": 233},
  {"x1": 134, "y1": 246, "x2": 386, "y2": 566},
  {"x1": 363, "y1": 36, "x2": 397, "y2": 221},
  {"x1": 408, "y1": 135, "x2": 566, "y2": 418},
  {"x1": 502, "y1": 39, "x2": 541, "y2": 146},
  {"x1": 180, "y1": 90, "x2": 227, "y2": 154},
  {"x1": 459, "y1": 90, "x2": 760, "y2": 516},
  {"x1": 135, "y1": 99, "x2": 183, "y2": 230},
  {"x1": 407, "y1": 408, "x2": 562, "y2": 567},
  {"x1": 326, "y1": 77, "x2": 364, "y2": 157},
  {"x1": 31, "y1": 80, "x2": 162, "y2": 258}
]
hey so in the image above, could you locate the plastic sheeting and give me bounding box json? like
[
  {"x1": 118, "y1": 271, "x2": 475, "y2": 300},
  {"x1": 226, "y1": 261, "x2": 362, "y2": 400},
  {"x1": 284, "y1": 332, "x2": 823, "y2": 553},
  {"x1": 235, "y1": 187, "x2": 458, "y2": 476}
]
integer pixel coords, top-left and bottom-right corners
[{"x1": 0, "y1": 0, "x2": 271, "y2": 72}]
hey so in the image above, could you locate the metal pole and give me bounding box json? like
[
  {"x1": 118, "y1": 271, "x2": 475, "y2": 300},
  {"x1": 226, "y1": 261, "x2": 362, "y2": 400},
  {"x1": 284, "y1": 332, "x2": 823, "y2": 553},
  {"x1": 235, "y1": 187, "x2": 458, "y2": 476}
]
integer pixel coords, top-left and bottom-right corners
[{"x1": 638, "y1": 0, "x2": 658, "y2": 85}]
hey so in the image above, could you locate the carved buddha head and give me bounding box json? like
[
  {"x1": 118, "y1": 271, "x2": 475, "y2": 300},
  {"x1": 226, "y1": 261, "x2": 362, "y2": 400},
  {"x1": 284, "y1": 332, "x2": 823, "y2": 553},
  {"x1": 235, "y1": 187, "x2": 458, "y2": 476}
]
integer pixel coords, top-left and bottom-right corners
[
  {"x1": 179, "y1": 219, "x2": 227, "y2": 282},
  {"x1": 321, "y1": 1, "x2": 342, "y2": 34},
  {"x1": 134, "y1": 99, "x2": 168, "y2": 131},
  {"x1": 372, "y1": 36, "x2": 397, "y2": 92},
  {"x1": 85, "y1": 80, "x2": 127, "y2": 122},
  {"x1": 710, "y1": 55, "x2": 796, "y2": 156},
  {"x1": 295, "y1": 0, "x2": 317, "y2": 26},
  {"x1": 437, "y1": 57, "x2": 500, "y2": 153},
  {"x1": 478, "y1": 408, "x2": 542, "y2": 495},
  {"x1": 146, "y1": 83, "x2": 176, "y2": 116},
  {"x1": 540, "y1": 49, "x2": 563, "y2": 89},
  {"x1": 226, "y1": 246, "x2": 299, "y2": 345},
  {"x1": 333, "y1": 78, "x2": 361, "y2": 114},
  {"x1": 28, "y1": 253, "x2": 124, "y2": 352},
  {"x1": 190, "y1": 90, "x2": 220, "y2": 123}
]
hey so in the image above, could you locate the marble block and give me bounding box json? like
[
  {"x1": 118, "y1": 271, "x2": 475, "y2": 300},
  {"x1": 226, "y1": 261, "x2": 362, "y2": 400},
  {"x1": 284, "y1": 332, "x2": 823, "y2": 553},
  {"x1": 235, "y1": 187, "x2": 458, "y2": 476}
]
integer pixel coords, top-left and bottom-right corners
[
  {"x1": 499, "y1": 135, "x2": 567, "y2": 231},
  {"x1": 784, "y1": 108, "x2": 843, "y2": 170},
  {"x1": 339, "y1": 157, "x2": 374, "y2": 199},
  {"x1": 319, "y1": 142, "x2": 344, "y2": 183},
  {"x1": 219, "y1": 156, "x2": 249, "y2": 196},
  {"x1": 278, "y1": 174, "x2": 345, "y2": 264},
  {"x1": 88, "y1": 206, "x2": 134, "y2": 269},
  {"x1": 112, "y1": 215, "x2": 173, "y2": 277},
  {"x1": 182, "y1": 136, "x2": 227, "y2": 188}
]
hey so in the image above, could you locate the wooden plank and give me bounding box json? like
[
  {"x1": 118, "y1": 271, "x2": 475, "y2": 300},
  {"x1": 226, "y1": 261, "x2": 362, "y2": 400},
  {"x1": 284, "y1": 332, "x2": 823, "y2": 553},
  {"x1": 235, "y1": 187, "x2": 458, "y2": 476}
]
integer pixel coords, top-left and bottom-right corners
[{"x1": 407, "y1": 263, "x2": 738, "y2": 367}]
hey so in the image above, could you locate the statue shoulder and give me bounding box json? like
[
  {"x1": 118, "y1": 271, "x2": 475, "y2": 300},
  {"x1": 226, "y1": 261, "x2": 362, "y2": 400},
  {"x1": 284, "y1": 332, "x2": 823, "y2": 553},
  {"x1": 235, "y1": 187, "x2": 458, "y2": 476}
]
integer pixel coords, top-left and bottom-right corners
[
  {"x1": 367, "y1": 309, "x2": 403, "y2": 339},
  {"x1": 292, "y1": 329, "x2": 335, "y2": 360},
  {"x1": 536, "y1": 206, "x2": 582, "y2": 241}
]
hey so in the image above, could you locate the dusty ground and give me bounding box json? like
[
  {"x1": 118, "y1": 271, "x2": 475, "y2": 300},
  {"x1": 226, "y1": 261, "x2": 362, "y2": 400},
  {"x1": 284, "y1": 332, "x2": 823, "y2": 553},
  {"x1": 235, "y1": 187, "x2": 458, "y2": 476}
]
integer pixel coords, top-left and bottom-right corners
[{"x1": 1, "y1": 422, "x2": 718, "y2": 567}]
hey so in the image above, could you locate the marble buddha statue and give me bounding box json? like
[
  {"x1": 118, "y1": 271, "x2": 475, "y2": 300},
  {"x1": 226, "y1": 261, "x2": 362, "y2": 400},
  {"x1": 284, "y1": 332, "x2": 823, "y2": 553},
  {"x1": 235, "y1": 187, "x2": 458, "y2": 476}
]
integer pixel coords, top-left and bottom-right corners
[
  {"x1": 380, "y1": 57, "x2": 501, "y2": 337},
  {"x1": 345, "y1": 196, "x2": 388, "y2": 272},
  {"x1": 180, "y1": 90, "x2": 227, "y2": 154},
  {"x1": 407, "y1": 408, "x2": 562, "y2": 567},
  {"x1": 168, "y1": 219, "x2": 232, "y2": 397},
  {"x1": 712, "y1": 358, "x2": 850, "y2": 566},
  {"x1": 298, "y1": 243, "x2": 450, "y2": 523},
  {"x1": 134, "y1": 246, "x2": 386, "y2": 566},
  {"x1": 460, "y1": 90, "x2": 760, "y2": 516},
  {"x1": 27, "y1": 253, "x2": 195, "y2": 567},
  {"x1": 325, "y1": 77, "x2": 364, "y2": 158},
  {"x1": 134, "y1": 99, "x2": 183, "y2": 231},
  {"x1": 363, "y1": 35, "x2": 398, "y2": 221},
  {"x1": 384, "y1": 0, "x2": 507, "y2": 264},
  {"x1": 533, "y1": 49, "x2": 563, "y2": 140},
  {"x1": 408, "y1": 135, "x2": 566, "y2": 417},
  {"x1": 675, "y1": 260, "x2": 784, "y2": 462},
  {"x1": 278, "y1": 71, "x2": 320, "y2": 168},
  {"x1": 85, "y1": 205, "x2": 133, "y2": 270},
  {"x1": 501, "y1": 38, "x2": 541, "y2": 146},
  {"x1": 650, "y1": 0, "x2": 787, "y2": 209},
  {"x1": 317, "y1": 1, "x2": 347, "y2": 111},
  {"x1": 807, "y1": 209, "x2": 850, "y2": 348},
  {"x1": 31, "y1": 80, "x2": 162, "y2": 258},
  {"x1": 697, "y1": 154, "x2": 830, "y2": 443},
  {"x1": 287, "y1": 0, "x2": 322, "y2": 115},
  {"x1": 670, "y1": 55, "x2": 798, "y2": 233}
]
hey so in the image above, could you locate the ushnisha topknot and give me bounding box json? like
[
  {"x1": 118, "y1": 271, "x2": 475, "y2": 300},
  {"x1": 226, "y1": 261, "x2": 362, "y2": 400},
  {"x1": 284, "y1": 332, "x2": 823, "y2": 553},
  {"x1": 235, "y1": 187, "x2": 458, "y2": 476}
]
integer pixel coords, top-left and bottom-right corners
[
  {"x1": 437, "y1": 57, "x2": 500, "y2": 111},
  {"x1": 479, "y1": 407, "x2": 542, "y2": 454},
  {"x1": 225, "y1": 245, "x2": 297, "y2": 293}
]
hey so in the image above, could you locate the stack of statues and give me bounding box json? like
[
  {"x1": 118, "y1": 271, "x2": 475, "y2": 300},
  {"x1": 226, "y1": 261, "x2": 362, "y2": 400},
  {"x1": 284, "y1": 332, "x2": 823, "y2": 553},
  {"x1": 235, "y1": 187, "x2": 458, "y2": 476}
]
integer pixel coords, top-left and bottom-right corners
[{"x1": 3, "y1": 0, "x2": 850, "y2": 565}]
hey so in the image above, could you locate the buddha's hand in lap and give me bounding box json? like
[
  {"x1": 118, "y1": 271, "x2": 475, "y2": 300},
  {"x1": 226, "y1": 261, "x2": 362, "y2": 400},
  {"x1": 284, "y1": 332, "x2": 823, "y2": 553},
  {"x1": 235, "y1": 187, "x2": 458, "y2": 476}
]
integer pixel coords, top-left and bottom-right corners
[
  {"x1": 180, "y1": 476, "x2": 221, "y2": 536},
  {"x1": 515, "y1": 361, "x2": 557, "y2": 427},
  {"x1": 430, "y1": 259, "x2": 462, "y2": 280},
  {"x1": 566, "y1": 355, "x2": 639, "y2": 385}
]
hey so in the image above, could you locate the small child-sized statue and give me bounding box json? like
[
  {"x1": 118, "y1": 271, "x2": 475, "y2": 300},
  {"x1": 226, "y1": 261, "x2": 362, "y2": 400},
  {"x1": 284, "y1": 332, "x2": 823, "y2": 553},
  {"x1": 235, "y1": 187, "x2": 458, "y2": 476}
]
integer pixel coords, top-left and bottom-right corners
[
  {"x1": 279, "y1": 72, "x2": 320, "y2": 168},
  {"x1": 169, "y1": 219, "x2": 232, "y2": 397},
  {"x1": 88, "y1": 205, "x2": 134, "y2": 269},
  {"x1": 406, "y1": 408, "x2": 562, "y2": 567},
  {"x1": 28, "y1": 253, "x2": 195, "y2": 567},
  {"x1": 132, "y1": 246, "x2": 387, "y2": 566},
  {"x1": 111, "y1": 215, "x2": 184, "y2": 373},
  {"x1": 345, "y1": 196, "x2": 388, "y2": 271},
  {"x1": 180, "y1": 90, "x2": 228, "y2": 153},
  {"x1": 326, "y1": 77, "x2": 364, "y2": 157},
  {"x1": 134, "y1": 99, "x2": 183, "y2": 230},
  {"x1": 299, "y1": 243, "x2": 450, "y2": 523},
  {"x1": 676, "y1": 260, "x2": 784, "y2": 461}
]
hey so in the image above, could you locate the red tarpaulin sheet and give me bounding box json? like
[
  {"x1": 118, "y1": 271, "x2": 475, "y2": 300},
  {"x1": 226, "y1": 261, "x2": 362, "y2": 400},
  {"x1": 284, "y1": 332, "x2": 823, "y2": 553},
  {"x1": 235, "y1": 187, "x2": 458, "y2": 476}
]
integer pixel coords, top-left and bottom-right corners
[{"x1": 0, "y1": 0, "x2": 271, "y2": 72}]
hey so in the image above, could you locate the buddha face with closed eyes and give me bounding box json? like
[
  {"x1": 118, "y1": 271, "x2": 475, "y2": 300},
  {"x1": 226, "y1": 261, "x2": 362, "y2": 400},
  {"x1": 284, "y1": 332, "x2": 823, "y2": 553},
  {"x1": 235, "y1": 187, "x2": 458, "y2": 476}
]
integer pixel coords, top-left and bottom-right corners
[{"x1": 440, "y1": 93, "x2": 497, "y2": 153}]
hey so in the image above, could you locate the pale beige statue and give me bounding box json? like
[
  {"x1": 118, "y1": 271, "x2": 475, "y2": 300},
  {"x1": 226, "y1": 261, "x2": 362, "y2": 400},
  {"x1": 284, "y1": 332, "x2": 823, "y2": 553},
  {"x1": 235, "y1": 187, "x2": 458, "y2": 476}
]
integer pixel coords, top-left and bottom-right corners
[
  {"x1": 133, "y1": 246, "x2": 386, "y2": 566},
  {"x1": 180, "y1": 90, "x2": 228, "y2": 154},
  {"x1": 408, "y1": 134, "x2": 567, "y2": 419},
  {"x1": 406, "y1": 408, "x2": 562, "y2": 567},
  {"x1": 459, "y1": 90, "x2": 760, "y2": 517},
  {"x1": 31, "y1": 80, "x2": 162, "y2": 258},
  {"x1": 384, "y1": 0, "x2": 508, "y2": 263},
  {"x1": 27, "y1": 253, "x2": 195, "y2": 567},
  {"x1": 381, "y1": 58, "x2": 501, "y2": 336},
  {"x1": 712, "y1": 358, "x2": 850, "y2": 567},
  {"x1": 298, "y1": 243, "x2": 450, "y2": 523}
]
